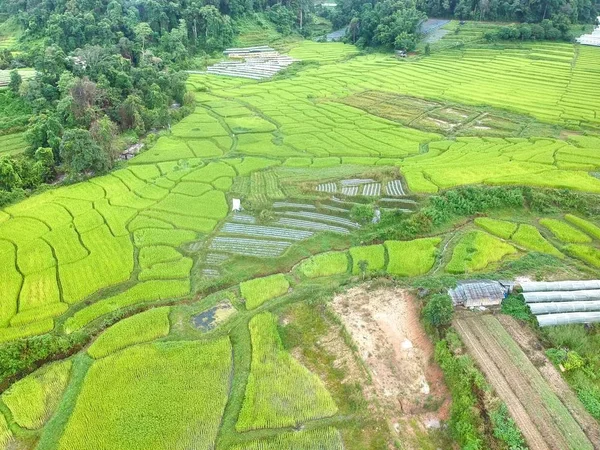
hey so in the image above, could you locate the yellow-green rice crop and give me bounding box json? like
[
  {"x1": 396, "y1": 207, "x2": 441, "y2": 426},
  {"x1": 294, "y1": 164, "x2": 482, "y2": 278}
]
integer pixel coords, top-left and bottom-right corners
[
  {"x1": 539, "y1": 218, "x2": 592, "y2": 244},
  {"x1": 511, "y1": 224, "x2": 562, "y2": 256},
  {"x1": 138, "y1": 246, "x2": 181, "y2": 269},
  {"x1": 1, "y1": 359, "x2": 72, "y2": 430},
  {"x1": 0, "y1": 414, "x2": 13, "y2": 449},
  {"x1": 349, "y1": 244, "x2": 386, "y2": 274},
  {"x1": 385, "y1": 238, "x2": 441, "y2": 277},
  {"x1": 298, "y1": 251, "x2": 348, "y2": 278},
  {"x1": 240, "y1": 274, "x2": 290, "y2": 310},
  {"x1": 0, "y1": 319, "x2": 54, "y2": 343},
  {"x1": 564, "y1": 245, "x2": 600, "y2": 268},
  {"x1": 446, "y1": 231, "x2": 517, "y2": 274},
  {"x1": 10, "y1": 303, "x2": 68, "y2": 327},
  {"x1": 138, "y1": 257, "x2": 193, "y2": 281},
  {"x1": 58, "y1": 339, "x2": 232, "y2": 450},
  {"x1": 230, "y1": 427, "x2": 344, "y2": 449},
  {"x1": 236, "y1": 313, "x2": 337, "y2": 431},
  {"x1": 64, "y1": 280, "x2": 189, "y2": 333},
  {"x1": 564, "y1": 214, "x2": 600, "y2": 240},
  {"x1": 87, "y1": 307, "x2": 171, "y2": 359},
  {"x1": 474, "y1": 217, "x2": 518, "y2": 239}
]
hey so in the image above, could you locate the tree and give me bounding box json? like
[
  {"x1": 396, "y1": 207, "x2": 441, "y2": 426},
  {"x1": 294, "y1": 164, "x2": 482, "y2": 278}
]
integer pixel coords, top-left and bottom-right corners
[
  {"x1": 59, "y1": 129, "x2": 109, "y2": 175},
  {"x1": 90, "y1": 116, "x2": 120, "y2": 166},
  {"x1": 358, "y1": 260, "x2": 369, "y2": 280},
  {"x1": 9, "y1": 70, "x2": 22, "y2": 94},
  {"x1": 423, "y1": 294, "x2": 454, "y2": 328},
  {"x1": 134, "y1": 22, "x2": 153, "y2": 53},
  {"x1": 0, "y1": 158, "x2": 22, "y2": 191}
]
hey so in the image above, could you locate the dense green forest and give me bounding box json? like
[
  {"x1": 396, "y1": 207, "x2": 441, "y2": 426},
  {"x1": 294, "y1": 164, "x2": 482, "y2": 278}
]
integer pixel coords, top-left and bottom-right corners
[{"x1": 0, "y1": 0, "x2": 598, "y2": 207}]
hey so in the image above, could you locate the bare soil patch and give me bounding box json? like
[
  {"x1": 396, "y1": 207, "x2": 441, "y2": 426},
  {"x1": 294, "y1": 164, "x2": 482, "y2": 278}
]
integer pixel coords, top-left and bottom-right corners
[{"x1": 331, "y1": 286, "x2": 450, "y2": 446}]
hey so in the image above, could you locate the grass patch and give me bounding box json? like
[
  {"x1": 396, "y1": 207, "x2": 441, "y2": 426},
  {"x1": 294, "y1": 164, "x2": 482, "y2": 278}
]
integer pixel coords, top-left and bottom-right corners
[
  {"x1": 349, "y1": 244, "x2": 385, "y2": 275},
  {"x1": 385, "y1": 237, "x2": 441, "y2": 277},
  {"x1": 240, "y1": 274, "x2": 290, "y2": 310},
  {"x1": 298, "y1": 251, "x2": 349, "y2": 278},
  {"x1": 474, "y1": 217, "x2": 517, "y2": 239},
  {"x1": 446, "y1": 231, "x2": 517, "y2": 274},
  {"x1": 236, "y1": 312, "x2": 337, "y2": 431}
]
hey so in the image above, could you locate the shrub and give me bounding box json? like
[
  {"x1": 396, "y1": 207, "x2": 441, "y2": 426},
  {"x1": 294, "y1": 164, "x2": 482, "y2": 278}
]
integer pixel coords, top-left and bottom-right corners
[
  {"x1": 240, "y1": 274, "x2": 290, "y2": 310},
  {"x1": 501, "y1": 296, "x2": 534, "y2": 323},
  {"x1": 350, "y1": 204, "x2": 374, "y2": 224},
  {"x1": 435, "y1": 340, "x2": 484, "y2": 449},
  {"x1": 490, "y1": 403, "x2": 527, "y2": 449},
  {"x1": 423, "y1": 294, "x2": 454, "y2": 328}
]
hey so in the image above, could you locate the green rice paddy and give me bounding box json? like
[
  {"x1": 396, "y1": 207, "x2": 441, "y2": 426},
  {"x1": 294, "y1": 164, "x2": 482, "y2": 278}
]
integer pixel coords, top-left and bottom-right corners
[{"x1": 2, "y1": 35, "x2": 600, "y2": 449}]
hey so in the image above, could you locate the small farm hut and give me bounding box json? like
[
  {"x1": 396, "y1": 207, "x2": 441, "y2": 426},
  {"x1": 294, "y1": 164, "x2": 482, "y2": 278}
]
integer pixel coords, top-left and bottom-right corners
[{"x1": 449, "y1": 280, "x2": 511, "y2": 307}]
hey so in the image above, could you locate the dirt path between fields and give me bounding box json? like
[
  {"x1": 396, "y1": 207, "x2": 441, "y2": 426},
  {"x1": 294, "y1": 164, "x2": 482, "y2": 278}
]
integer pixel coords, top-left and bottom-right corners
[
  {"x1": 455, "y1": 313, "x2": 593, "y2": 450},
  {"x1": 331, "y1": 286, "x2": 450, "y2": 447},
  {"x1": 497, "y1": 315, "x2": 600, "y2": 448}
]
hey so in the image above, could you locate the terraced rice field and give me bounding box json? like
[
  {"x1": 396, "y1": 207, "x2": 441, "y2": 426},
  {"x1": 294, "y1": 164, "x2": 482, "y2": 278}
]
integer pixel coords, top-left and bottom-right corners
[
  {"x1": 0, "y1": 132, "x2": 27, "y2": 155},
  {"x1": 2, "y1": 36, "x2": 600, "y2": 449}
]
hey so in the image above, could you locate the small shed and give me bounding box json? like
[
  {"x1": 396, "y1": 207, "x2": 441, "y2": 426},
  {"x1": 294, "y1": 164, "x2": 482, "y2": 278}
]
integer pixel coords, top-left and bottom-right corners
[
  {"x1": 232, "y1": 198, "x2": 241, "y2": 212},
  {"x1": 449, "y1": 280, "x2": 510, "y2": 307}
]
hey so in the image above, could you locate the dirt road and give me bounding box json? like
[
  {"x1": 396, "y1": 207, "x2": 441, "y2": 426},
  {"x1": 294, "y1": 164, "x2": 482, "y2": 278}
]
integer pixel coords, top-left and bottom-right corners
[{"x1": 455, "y1": 313, "x2": 593, "y2": 450}]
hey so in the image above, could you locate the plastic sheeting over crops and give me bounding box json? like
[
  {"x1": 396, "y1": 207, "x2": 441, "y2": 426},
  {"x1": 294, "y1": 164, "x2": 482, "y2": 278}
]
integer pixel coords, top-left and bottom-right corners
[
  {"x1": 517, "y1": 279, "x2": 600, "y2": 326},
  {"x1": 519, "y1": 280, "x2": 600, "y2": 292}
]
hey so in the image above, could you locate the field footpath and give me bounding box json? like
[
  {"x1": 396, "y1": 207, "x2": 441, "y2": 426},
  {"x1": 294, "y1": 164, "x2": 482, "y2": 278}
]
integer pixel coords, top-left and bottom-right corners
[{"x1": 455, "y1": 313, "x2": 593, "y2": 450}]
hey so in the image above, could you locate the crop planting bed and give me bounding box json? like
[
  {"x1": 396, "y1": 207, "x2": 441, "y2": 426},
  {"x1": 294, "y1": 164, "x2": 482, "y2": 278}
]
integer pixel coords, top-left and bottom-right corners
[{"x1": 456, "y1": 314, "x2": 592, "y2": 450}]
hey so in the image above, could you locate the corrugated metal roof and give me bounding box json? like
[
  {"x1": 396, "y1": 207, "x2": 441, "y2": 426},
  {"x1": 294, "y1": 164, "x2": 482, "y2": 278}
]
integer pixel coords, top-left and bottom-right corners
[{"x1": 449, "y1": 280, "x2": 507, "y2": 307}]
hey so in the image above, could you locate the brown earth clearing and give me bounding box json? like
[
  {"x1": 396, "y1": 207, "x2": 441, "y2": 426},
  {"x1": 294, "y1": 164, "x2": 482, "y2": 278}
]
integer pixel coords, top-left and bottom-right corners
[{"x1": 331, "y1": 286, "x2": 451, "y2": 449}]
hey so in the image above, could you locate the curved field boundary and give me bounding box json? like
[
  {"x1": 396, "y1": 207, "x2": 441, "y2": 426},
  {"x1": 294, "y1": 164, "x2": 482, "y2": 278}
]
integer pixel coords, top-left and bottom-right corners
[{"x1": 455, "y1": 314, "x2": 593, "y2": 450}]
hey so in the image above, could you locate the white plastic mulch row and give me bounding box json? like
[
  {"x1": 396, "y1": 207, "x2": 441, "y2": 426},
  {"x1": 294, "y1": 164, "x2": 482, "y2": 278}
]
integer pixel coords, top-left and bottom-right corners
[
  {"x1": 202, "y1": 268, "x2": 220, "y2": 278},
  {"x1": 277, "y1": 218, "x2": 351, "y2": 234},
  {"x1": 282, "y1": 211, "x2": 360, "y2": 228},
  {"x1": 386, "y1": 180, "x2": 405, "y2": 196},
  {"x1": 205, "y1": 253, "x2": 230, "y2": 265},
  {"x1": 341, "y1": 186, "x2": 359, "y2": 196},
  {"x1": 231, "y1": 213, "x2": 256, "y2": 224},
  {"x1": 341, "y1": 178, "x2": 375, "y2": 186},
  {"x1": 362, "y1": 183, "x2": 381, "y2": 196},
  {"x1": 321, "y1": 204, "x2": 350, "y2": 213},
  {"x1": 272, "y1": 202, "x2": 316, "y2": 210},
  {"x1": 210, "y1": 237, "x2": 291, "y2": 257},
  {"x1": 317, "y1": 182, "x2": 337, "y2": 193},
  {"x1": 221, "y1": 223, "x2": 313, "y2": 240}
]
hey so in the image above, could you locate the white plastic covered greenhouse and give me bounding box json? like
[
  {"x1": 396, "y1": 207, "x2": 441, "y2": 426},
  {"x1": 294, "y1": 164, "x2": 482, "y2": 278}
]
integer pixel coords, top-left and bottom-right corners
[{"x1": 515, "y1": 280, "x2": 600, "y2": 326}]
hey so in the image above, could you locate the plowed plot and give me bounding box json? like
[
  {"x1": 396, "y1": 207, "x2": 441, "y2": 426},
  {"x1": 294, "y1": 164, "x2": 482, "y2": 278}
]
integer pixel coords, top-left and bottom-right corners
[{"x1": 455, "y1": 314, "x2": 592, "y2": 450}]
